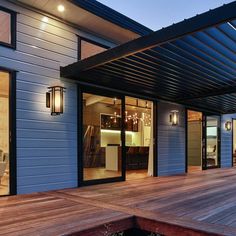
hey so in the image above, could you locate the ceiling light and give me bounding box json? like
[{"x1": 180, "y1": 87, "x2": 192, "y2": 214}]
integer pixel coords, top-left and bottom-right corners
[{"x1": 57, "y1": 4, "x2": 65, "y2": 12}]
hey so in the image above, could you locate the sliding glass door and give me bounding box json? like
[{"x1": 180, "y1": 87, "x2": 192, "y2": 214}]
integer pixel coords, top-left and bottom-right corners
[
  {"x1": 125, "y1": 97, "x2": 155, "y2": 179},
  {"x1": 203, "y1": 115, "x2": 221, "y2": 169},
  {"x1": 82, "y1": 91, "x2": 124, "y2": 183}
]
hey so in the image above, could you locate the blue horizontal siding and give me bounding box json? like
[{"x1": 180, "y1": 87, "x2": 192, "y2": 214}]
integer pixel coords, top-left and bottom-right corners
[
  {"x1": 158, "y1": 102, "x2": 186, "y2": 176},
  {"x1": 221, "y1": 114, "x2": 236, "y2": 168},
  {"x1": 0, "y1": 0, "x2": 117, "y2": 195},
  {"x1": 0, "y1": 0, "x2": 79, "y2": 194}
]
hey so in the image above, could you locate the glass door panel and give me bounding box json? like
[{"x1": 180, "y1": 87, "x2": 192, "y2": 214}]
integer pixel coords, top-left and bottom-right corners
[
  {"x1": 125, "y1": 97, "x2": 153, "y2": 179},
  {"x1": 0, "y1": 70, "x2": 10, "y2": 195},
  {"x1": 233, "y1": 119, "x2": 236, "y2": 167},
  {"x1": 206, "y1": 115, "x2": 220, "y2": 168},
  {"x1": 82, "y1": 93, "x2": 123, "y2": 181}
]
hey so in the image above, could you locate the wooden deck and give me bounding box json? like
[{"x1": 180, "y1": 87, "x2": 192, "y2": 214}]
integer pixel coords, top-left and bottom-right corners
[{"x1": 2, "y1": 168, "x2": 236, "y2": 235}]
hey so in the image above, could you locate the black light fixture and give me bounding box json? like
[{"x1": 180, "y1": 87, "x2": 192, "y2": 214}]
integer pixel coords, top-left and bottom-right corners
[
  {"x1": 46, "y1": 86, "x2": 65, "y2": 115},
  {"x1": 225, "y1": 121, "x2": 232, "y2": 131},
  {"x1": 170, "y1": 110, "x2": 179, "y2": 126}
]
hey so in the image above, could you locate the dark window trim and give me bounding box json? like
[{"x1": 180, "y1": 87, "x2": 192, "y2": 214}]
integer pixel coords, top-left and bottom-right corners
[
  {"x1": 202, "y1": 114, "x2": 221, "y2": 170},
  {"x1": 185, "y1": 108, "x2": 222, "y2": 173},
  {"x1": 77, "y1": 84, "x2": 158, "y2": 187},
  {"x1": 77, "y1": 36, "x2": 110, "y2": 61},
  {"x1": 185, "y1": 107, "x2": 188, "y2": 173},
  {"x1": 0, "y1": 66, "x2": 17, "y2": 196},
  {"x1": 232, "y1": 118, "x2": 235, "y2": 167},
  {"x1": 0, "y1": 6, "x2": 17, "y2": 50},
  {"x1": 78, "y1": 86, "x2": 125, "y2": 187}
]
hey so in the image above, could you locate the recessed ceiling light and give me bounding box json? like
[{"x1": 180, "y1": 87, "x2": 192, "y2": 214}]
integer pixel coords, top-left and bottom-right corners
[{"x1": 57, "y1": 4, "x2": 65, "y2": 12}]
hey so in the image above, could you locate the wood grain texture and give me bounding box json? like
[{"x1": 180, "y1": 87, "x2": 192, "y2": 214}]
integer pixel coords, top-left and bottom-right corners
[{"x1": 1, "y1": 168, "x2": 236, "y2": 235}]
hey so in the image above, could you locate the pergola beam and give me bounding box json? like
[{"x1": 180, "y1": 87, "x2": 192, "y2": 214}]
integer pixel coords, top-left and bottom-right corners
[{"x1": 61, "y1": 1, "x2": 236, "y2": 78}]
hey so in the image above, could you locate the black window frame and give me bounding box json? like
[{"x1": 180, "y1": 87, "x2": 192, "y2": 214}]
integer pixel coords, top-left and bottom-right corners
[
  {"x1": 0, "y1": 66, "x2": 17, "y2": 196},
  {"x1": 0, "y1": 6, "x2": 17, "y2": 49},
  {"x1": 77, "y1": 84, "x2": 158, "y2": 187},
  {"x1": 78, "y1": 36, "x2": 110, "y2": 61}
]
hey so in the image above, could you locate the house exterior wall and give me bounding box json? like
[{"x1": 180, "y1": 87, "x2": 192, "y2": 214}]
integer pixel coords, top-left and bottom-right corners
[
  {"x1": 157, "y1": 102, "x2": 186, "y2": 176},
  {"x1": 221, "y1": 114, "x2": 235, "y2": 168},
  {"x1": 0, "y1": 1, "x2": 235, "y2": 195},
  {"x1": 0, "y1": 0, "x2": 115, "y2": 194}
]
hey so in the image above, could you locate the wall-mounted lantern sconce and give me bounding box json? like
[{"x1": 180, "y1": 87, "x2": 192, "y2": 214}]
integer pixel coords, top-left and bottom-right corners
[
  {"x1": 225, "y1": 121, "x2": 232, "y2": 131},
  {"x1": 170, "y1": 110, "x2": 179, "y2": 126},
  {"x1": 46, "y1": 86, "x2": 65, "y2": 115}
]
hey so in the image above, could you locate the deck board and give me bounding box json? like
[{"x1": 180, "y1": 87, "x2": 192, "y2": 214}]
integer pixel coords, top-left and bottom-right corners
[{"x1": 1, "y1": 168, "x2": 236, "y2": 235}]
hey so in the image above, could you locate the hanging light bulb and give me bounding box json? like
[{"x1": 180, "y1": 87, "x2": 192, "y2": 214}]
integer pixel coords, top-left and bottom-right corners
[
  {"x1": 114, "y1": 112, "x2": 118, "y2": 123},
  {"x1": 125, "y1": 111, "x2": 128, "y2": 122}
]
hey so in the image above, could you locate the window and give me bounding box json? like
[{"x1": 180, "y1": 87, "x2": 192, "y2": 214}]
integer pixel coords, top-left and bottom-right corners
[
  {"x1": 0, "y1": 7, "x2": 16, "y2": 49},
  {"x1": 78, "y1": 37, "x2": 109, "y2": 60}
]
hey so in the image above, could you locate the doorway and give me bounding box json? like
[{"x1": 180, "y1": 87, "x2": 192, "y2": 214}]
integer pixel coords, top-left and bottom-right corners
[
  {"x1": 187, "y1": 110, "x2": 203, "y2": 173},
  {"x1": 233, "y1": 119, "x2": 236, "y2": 167},
  {"x1": 204, "y1": 115, "x2": 221, "y2": 169},
  {"x1": 187, "y1": 111, "x2": 221, "y2": 172},
  {"x1": 125, "y1": 96, "x2": 155, "y2": 180},
  {"x1": 0, "y1": 69, "x2": 15, "y2": 195},
  {"x1": 80, "y1": 89, "x2": 157, "y2": 185},
  {"x1": 82, "y1": 92, "x2": 124, "y2": 184}
]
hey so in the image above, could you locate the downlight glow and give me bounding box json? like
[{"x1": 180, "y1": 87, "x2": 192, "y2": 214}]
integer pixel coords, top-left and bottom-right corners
[{"x1": 57, "y1": 4, "x2": 65, "y2": 12}]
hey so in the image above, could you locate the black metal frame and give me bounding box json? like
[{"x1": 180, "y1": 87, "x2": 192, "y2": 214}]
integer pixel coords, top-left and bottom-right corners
[
  {"x1": 202, "y1": 114, "x2": 207, "y2": 170},
  {"x1": 153, "y1": 101, "x2": 158, "y2": 177},
  {"x1": 0, "y1": 66, "x2": 17, "y2": 195},
  {"x1": 0, "y1": 6, "x2": 16, "y2": 49},
  {"x1": 61, "y1": 2, "x2": 236, "y2": 115},
  {"x1": 186, "y1": 108, "x2": 221, "y2": 173},
  {"x1": 78, "y1": 85, "x2": 124, "y2": 186},
  {"x1": 47, "y1": 86, "x2": 66, "y2": 116},
  {"x1": 232, "y1": 118, "x2": 236, "y2": 167},
  {"x1": 77, "y1": 36, "x2": 110, "y2": 61},
  {"x1": 202, "y1": 114, "x2": 221, "y2": 170},
  {"x1": 185, "y1": 108, "x2": 188, "y2": 173},
  {"x1": 77, "y1": 84, "x2": 158, "y2": 186},
  {"x1": 62, "y1": 1, "x2": 236, "y2": 75}
]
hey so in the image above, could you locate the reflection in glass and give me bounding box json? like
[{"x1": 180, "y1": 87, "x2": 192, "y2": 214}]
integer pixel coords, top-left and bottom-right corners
[
  {"x1": 0, "y1": 10, "x2": 11, "y2": 44},
  {"x1": 0, "y1": 71, "x2": 10, "y2": 195},
  {"x1": 187, "y1": 110, "x2": 202, "y2": 172},
  {"x1": 83, "y1": 93, "x2": 122, "y2": 181},
  {"x1": 80, "y1": 40, "x2": 107, "y2": 60},
  {"x1": 125, "y1": 97, "x2": 153, "y2": 179},
  {"x1": 206, "y1": 116, "x2": 219, "y2": 167},
  {"x1": 233, "y1": 120, "x2": 236, "y2": 167}
]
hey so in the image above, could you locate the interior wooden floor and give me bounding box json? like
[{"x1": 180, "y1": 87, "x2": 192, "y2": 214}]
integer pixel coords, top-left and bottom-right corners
[
  {"x1": 0, "y1": 185, "x2": 8, "y2": 195},
  {"x1": 188, "y1": 165, "x2": 202, "y2": 173},
  {"x1": 84, "y1": 168, "x2": 149, "y2": 181},
  {"x1": 2, "y1": 168, "x2": 236, "y2": 235}
]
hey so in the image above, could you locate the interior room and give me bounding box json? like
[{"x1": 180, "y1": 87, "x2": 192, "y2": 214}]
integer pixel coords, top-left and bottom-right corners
[
  {"x1": 0, "y1": 71, "x2": 10, "y2": 195},
  {"x1": 233, "y1": 120, "x2": 236, "y2": 167},
  {"x1": 125, "y1": 97, "x2": 153, "y2": 180},
  {"x1": 206, "y1": 116, "x2": 219, "y2": 168},
  {"x1": 82, "y1": 93, "x2": 153, "y2": 181},
  {"x1": 187, "y1": 110, "x2": 202, "y2": 172}
]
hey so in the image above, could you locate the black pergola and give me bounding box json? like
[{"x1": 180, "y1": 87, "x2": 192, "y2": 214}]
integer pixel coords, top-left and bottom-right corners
[{"x1": 61, "y1": 1, "x2": 236, "y2": 114}]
